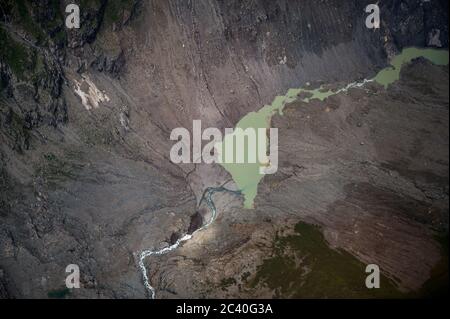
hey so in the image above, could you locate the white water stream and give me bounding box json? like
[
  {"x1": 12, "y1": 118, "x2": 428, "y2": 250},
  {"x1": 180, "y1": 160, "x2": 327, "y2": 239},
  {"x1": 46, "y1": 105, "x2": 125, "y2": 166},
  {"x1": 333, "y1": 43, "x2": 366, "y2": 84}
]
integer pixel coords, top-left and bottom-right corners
[{"x1": 137, "y1": 187, "x2": 239, "y2": 299}]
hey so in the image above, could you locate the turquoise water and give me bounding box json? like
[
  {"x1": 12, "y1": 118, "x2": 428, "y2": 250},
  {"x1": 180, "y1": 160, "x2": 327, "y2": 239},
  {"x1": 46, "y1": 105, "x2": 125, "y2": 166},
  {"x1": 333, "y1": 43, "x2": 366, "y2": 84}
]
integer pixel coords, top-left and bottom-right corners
[{"x1": 218, "y1": 47, "x2": 449, "y2": 208}]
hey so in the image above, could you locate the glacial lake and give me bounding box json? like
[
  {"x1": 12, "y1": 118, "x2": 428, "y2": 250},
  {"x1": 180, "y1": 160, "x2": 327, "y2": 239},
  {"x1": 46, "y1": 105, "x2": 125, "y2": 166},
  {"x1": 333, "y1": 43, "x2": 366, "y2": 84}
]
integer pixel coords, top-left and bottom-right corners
[{"x1": 217, "y1": 47, "x2": 449, "y2": 209}]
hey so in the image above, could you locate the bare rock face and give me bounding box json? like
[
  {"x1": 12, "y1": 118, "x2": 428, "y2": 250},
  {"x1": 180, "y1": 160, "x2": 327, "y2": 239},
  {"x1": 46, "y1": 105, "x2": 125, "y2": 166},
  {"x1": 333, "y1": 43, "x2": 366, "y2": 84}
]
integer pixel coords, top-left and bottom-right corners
[{"x1": 0, "y1": 0, "x2": 448, "y2": 298}]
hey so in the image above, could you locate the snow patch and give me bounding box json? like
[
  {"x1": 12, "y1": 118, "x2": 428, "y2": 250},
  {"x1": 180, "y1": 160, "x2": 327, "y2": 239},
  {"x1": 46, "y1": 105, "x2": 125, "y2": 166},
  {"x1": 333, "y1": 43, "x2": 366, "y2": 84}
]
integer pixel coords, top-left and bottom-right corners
[{"x1": 73, "y1": 75, "x2": 110, "y2": 110}]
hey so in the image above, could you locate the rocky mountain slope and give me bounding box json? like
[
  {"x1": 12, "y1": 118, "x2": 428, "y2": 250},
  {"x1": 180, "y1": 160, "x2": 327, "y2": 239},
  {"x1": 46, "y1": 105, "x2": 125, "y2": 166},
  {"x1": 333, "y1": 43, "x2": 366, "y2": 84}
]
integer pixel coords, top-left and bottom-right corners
[{"x1": 0, "y1": 0, "x2": 448, "y2": 298}]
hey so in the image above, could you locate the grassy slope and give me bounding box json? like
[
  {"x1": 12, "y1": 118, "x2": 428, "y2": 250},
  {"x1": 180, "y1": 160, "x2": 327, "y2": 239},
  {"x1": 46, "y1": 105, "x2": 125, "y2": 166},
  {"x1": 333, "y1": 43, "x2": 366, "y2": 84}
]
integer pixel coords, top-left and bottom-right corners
[{"x1": 249, "y1": 221, "x2": 447, "y2": 298}]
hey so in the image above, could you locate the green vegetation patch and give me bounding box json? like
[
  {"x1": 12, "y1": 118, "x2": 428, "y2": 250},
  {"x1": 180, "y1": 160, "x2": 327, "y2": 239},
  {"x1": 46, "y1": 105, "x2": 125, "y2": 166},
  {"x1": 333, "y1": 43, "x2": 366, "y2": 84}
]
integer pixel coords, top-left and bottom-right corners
[
  {"x1": 250, "y1": 222, "x2": 405, "y2": 298},
  {"x1": 419, "y1": 233, "x2": 449, "y2": 298},
  {"x1": 2, "y1": 0, "x2": 65, "y2": 45},
  {"x1": 47, "y1": 287, "x2": 70, "y2": 299},
  {"x1": 220, "y1": 277, "x2": 237, "y2": 291},
  {"x1": 36, "y1": 152, "x2": 84, "y2": 188},
  {"x1": 14, "y1": 0, "x2": 46, "y2": 42},
  {"x1": 0, "y1": 26, "x2": 48, "y2": 83},
  {"x1": 0, "y1": 27, "x2": 33, "y2": 78},
  {"x1": 1, "y1": 108, "x2": 31, "y2": 153},
  {"x1": 79, "y1": 0, "x2": 104, "y2": 9},
  {"x1": 103, "y1": 0, "x2": 135, "y2": 26}
]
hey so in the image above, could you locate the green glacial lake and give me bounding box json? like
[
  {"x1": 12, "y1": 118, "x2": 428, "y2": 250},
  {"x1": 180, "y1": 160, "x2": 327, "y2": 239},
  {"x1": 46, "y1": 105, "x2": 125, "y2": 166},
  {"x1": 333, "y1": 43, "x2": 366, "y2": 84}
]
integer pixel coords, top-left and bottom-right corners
[
  {"x1": 218, "y1": 47, "x2": 449, "y2": 209},
  {"x1": 374, "y1": 47, "x2": 449, "y2": 88}
]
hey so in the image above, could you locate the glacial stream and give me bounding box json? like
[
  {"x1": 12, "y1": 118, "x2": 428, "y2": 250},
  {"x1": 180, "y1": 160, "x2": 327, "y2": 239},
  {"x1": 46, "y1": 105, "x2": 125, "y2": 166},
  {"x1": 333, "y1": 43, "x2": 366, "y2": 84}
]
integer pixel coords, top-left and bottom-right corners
[
  {"x1": 137, "y1": 47, "x2": 449, "y2": 299},
  {"x1": 138, "y1": 187, "x2": 241, "y2": 299}
]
